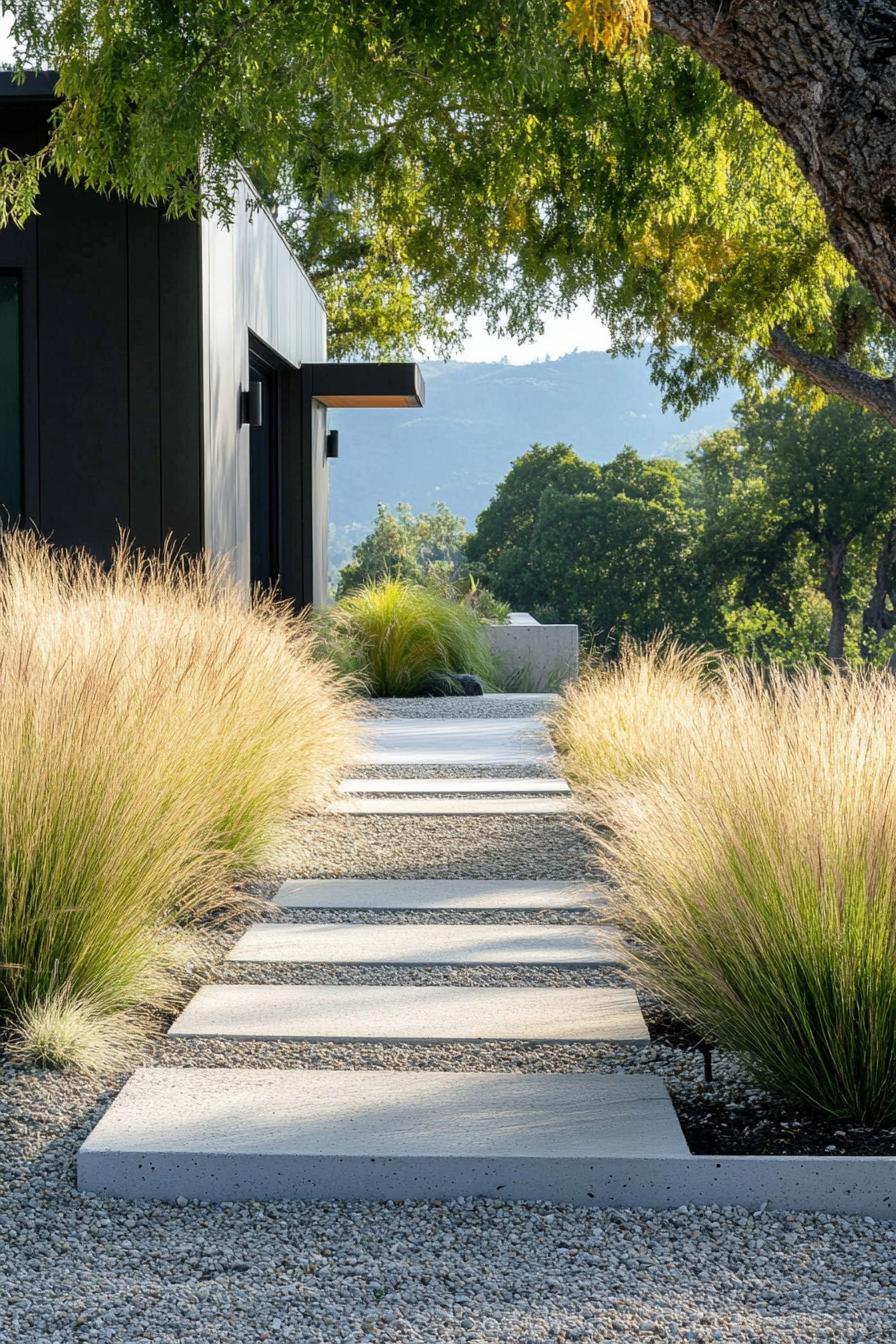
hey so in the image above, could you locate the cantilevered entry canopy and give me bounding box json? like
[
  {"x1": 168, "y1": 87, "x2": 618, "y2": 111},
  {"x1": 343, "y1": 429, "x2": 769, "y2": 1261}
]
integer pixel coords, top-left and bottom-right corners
[{"x1": 306, "y1": 362, "x2": 425, "y2": 408}]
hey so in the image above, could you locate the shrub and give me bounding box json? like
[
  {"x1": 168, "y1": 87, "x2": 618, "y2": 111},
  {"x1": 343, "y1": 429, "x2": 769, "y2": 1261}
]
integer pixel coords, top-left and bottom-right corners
[
  {"x1": 318, "y1": 576, "x2": 498, "y2": 697},
  {"x1": 0, "y1": 532, "x2": 357, "y2": 1069},
  {"x1": 560, "y1": 647, "x2": 896, "y2": 1125},
  {"x1": 449, "y1": 573, "x2": 510, "y2": 624}
]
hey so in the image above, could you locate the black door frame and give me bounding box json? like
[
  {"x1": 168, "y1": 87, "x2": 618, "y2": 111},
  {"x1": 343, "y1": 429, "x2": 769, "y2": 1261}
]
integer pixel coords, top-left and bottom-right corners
[
  {"x1": 0, "y1": 268, "x2": 25, "y2": 523},
  {"x1": 0, "y1": 232, "x2": 40, "y2": 527},
  {"x1": 248, "y1": 336, "x2": 282, "y2": 590},
  {"x1": 246, "y1": 331, "x2": 312, "y2": 607}
]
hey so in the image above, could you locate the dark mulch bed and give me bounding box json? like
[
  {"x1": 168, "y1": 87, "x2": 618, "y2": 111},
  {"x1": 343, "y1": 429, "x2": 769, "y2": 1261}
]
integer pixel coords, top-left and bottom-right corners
[
  {"x1": 676, "y1": 1094, "x2": 896, "y2": 1158},
  {"x1": 646, "y1": 1005, "x2": 896, "y2": 1159}
]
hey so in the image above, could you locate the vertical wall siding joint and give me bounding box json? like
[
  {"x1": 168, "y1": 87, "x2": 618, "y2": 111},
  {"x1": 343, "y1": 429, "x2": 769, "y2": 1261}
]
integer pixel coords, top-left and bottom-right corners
[
  {"x1": 196, "y1": 220, "x2": 205, "y2": 550},
  {"x1": 33, "y1": 214, "x2": 41, "y2": 531},
  {"x1": 125, "y1": 203, "x2": 131, "y2": 538},
  {"x1": 157, "y1": 215, "x2": 163, "y2": 547}
]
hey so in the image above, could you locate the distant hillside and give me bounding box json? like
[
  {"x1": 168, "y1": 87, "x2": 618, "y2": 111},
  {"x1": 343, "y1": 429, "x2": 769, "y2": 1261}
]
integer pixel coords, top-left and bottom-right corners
[{"x1": 328, "y1": 350, "x2": 736, "y2": 540}]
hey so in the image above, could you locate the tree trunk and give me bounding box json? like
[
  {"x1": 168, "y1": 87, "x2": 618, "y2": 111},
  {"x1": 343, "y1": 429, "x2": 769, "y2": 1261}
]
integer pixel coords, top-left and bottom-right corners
[
  {"x1": 862, "y1": 519, "x2": 896, "y2": 662},
  {"x1": 650, "y1": 1, "x2": 896, "y2": 328},
  {"x1": 822, "y1": 539, "x2": 849, "y2": 663}
]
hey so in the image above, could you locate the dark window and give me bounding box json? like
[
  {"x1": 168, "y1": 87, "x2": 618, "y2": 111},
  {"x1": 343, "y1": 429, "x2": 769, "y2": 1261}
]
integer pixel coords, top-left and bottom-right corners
[{"x1": 0, "y1": 273, "x2": 22, "y2": 519}]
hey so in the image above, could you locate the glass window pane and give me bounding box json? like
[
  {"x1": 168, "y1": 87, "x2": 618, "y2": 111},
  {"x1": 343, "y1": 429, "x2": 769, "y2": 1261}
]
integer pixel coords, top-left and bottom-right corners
[{"x1": 0, "y1": 274, "x2": 22, "y2": 519}]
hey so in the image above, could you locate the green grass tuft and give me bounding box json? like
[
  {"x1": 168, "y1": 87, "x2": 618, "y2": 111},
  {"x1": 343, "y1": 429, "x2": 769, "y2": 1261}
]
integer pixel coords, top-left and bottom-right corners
[
  {"x1": 7, "y1": 991, "x2": 141, "y2": 1073},
  {"x1": 318, "y1": 577, "x2": 498, "y2": 697}
]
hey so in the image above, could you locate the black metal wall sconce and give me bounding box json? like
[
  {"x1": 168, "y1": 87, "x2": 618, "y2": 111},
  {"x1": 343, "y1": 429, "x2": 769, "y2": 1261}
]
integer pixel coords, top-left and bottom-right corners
[{"x1": 241, "y1": 380, "x2": 263, "y2": 428}]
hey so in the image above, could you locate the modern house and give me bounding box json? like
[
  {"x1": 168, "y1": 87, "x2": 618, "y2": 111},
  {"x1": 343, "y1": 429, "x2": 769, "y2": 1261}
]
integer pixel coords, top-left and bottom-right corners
[{"x1": 0, "y1": 72, "x2": 424, "y2": 605}]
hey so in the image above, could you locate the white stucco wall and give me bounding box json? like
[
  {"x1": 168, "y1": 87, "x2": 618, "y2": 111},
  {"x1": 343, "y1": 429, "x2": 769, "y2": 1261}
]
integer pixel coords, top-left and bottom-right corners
[{"x1": 200, "y1": 176, "x2": 326, "y2": 588}]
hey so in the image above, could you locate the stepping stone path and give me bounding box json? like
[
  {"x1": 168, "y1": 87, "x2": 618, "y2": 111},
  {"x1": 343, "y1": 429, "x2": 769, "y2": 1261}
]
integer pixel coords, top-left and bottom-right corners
[
  {"x1": 358, "y1": 716, "x2": 555, "y2": 765},
  {"x1": 338, "y1": 777, "x2": 570, "y2": 793},
  {"x1": 333, "y1": 766, "x2": 574, "y2": 816},
  {"x1": 226, "y1": 921, "x2": 621, "y2": 965},
  {"x1": 78, "y1": 1069, "x2": 686, "y2": 1202},
  {"x1": 330, "y1": 796, "x2": 575, "y2": 815},
  {"x1": 275, "y1": 878, "x2": 593, "y2": 910},
  {"x1": 78, "y1": 703, "x2": 687, "y2": 1203},
  {"x1": 169, "y1": 985, "x2": 648, "y2": 1043}
]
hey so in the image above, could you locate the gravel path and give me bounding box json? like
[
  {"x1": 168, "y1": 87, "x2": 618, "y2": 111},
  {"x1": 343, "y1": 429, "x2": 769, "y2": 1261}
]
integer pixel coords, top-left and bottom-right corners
[
  {"x1": 1, "y1": 702, "x2": 893, "y2": 1342},
  {"x1": 247, "y1": 812, "x2": 596, "y2": 883},
  {"x1": 347, "y1": 761, "x2": 563, "y2": 779},
  {"x1": 1, "y1": 1060, "x2": 893, "y2": 1344},
  {"x1": 361, "y1": 696, "x2": 560, "y2": 720}
]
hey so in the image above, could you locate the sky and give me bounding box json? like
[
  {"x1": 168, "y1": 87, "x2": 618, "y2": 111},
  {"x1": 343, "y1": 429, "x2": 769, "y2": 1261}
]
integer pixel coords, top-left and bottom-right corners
[
  {"x1": 450, "y1": 298, "x2": 611, "y2": 364},
  {"x1": 0, "y1": 21, "x2": 610, "y2": 364}
]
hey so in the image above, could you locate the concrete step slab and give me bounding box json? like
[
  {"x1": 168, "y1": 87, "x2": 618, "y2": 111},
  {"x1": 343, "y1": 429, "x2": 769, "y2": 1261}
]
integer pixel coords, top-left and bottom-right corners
[
  {"x1": 358, "y1": 717, "x2": 555, "y2": 766},
  {"x1": 330, "y1": 796, "x2": 575, "y2": 816},
  {"x1": 275, "y1": 879, "x2": 597, "y2": 911},
  {"x1": 368, "y1": 693, "x2": 561, "y2": 703},
  {"x1": 338, "y1": 777, "x2": 570, "y2": 794},
  {"x1": 227, "y1": 922, "x2": 621, "y2": 966},
  {"x1": 480, "y1": 691, "x2": 560, "y2": 700},
  {"x1": 77, "y1": 1068, "x2": 687, "y2": 1201},
  {"x1": 168, "y1": 985, "x2": 647, "y2": 1043}
]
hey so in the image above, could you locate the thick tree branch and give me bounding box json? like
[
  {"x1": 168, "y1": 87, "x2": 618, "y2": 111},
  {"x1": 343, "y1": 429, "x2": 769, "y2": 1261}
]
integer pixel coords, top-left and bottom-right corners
[
  {"x1": 766, "y1": 326, "x2": 896, "y2": 427},
  {"x1": 649, "y1": 1, "x2": 896, "y2": 326}
]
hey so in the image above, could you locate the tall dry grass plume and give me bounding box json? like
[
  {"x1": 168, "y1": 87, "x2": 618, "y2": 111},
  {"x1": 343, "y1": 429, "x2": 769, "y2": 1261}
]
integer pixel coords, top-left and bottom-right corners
[
  {"x1": 551, "y1": 635, "x2": 715, "y2": 805},
  {"x1": 558, "y1": 645, "x2": 896, "y2": 1125},
  {"x1": 0, "y1": 531, "x2": 357, "y2": 1070}
]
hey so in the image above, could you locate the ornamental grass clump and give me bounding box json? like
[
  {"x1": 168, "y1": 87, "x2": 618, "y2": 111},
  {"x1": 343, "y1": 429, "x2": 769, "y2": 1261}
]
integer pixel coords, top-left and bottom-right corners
[
  {"x1": 568, "y1": 651, "x2": 896, "y2": 1125},
  {"x1": 551, "y1": 634, "x2": 715, "y2": 807},
  {"x1": 320, "y1": 576, "x2": 498, "y2": 697},
  {"x1": 0, "y1": 532, "x2": 357, "y2": 1070}
]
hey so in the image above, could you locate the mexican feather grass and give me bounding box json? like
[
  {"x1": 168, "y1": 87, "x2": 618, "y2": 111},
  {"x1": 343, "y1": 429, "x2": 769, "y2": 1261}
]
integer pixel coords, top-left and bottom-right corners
[
  {"x1": 0, "y1": 532, "x2": 357, "y2": 1070},
  {"x1": 552, "y1": 635, "x2": 714, "y2": 798},
  {"x1": 555, "y1": 644, "x2": 896, "y2": 1125}
]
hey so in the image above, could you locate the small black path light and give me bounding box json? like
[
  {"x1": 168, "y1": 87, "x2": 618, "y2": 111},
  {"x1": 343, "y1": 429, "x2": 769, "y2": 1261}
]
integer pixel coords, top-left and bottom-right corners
[{"x1": 700, "y1": 1045, "x2": 714, "y2": 1083}]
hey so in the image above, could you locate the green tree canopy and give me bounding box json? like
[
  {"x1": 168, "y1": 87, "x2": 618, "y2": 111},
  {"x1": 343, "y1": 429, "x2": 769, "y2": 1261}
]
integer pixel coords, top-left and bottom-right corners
[
  {"x1": 471, "y1": 398, "x2": 896, "y2": 664},
  {"x1": 469, "y1": 442, "x2": 700, "y2": 643},
  {"x1": 466, "y1": 443, "x2": 600, "y2": 607},
  {"x1": 4, "y1": 2, "x2": 895, "y2": 421},
  {"x1": 692, "y1": 394, "x2": 896, "y2": 663},
  {"x1": 337, "y1": 501, "x2": 468, "y2": 595}
]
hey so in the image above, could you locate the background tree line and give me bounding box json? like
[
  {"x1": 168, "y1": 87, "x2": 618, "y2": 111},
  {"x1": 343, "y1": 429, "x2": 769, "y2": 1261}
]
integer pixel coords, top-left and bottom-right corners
[{"x1": 341, "y1": 387, "x2": 896, "y2": 667}]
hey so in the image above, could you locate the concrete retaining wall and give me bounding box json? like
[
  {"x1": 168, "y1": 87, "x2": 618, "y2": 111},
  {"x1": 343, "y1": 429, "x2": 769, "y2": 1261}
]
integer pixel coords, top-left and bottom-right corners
[{"x1": 485, "y1": 614, "x2": 579, "y2": 691}]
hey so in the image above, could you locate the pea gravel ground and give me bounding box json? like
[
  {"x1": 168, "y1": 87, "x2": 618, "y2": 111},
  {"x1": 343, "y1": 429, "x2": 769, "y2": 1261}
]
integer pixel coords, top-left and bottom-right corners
[
  {"x1": 1, "y1": 698, "x2": 894, "y2": 1342},
  {"x1": 360, "y1": 695, "x2": 561, "y2": 720}
]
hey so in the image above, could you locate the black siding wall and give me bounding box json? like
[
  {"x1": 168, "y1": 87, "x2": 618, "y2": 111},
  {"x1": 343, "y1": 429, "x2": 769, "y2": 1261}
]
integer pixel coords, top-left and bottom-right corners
[{"x1": 0, "y1": 102, "x2": 203, "y2": 559}]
